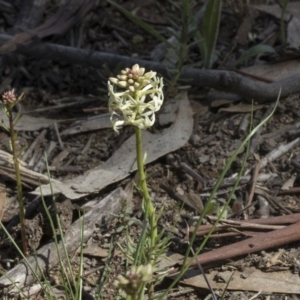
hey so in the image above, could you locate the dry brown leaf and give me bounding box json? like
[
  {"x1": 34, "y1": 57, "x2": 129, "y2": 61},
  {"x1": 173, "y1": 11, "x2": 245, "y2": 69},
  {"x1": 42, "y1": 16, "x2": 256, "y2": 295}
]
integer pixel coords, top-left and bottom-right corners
[
  {"x1": 219, "y1": 103, "x2": 265, "y2": 113},
  {"x1": 211, "y1": 99, "x2": 237, "y2": 108},
  {"x1": 241, "y1": 60, "x2": 300, "y2": 82},
  {"x1": 190, "y1": 100, "x2": 209, "y2": 116}
]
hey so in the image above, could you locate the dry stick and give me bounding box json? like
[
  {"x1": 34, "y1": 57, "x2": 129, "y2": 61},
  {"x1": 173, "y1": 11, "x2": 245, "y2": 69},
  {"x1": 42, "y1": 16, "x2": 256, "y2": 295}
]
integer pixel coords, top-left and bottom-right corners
[
  {"x1": 0, "y1": 34, "x2": 299, "y2": 101},
  {"x1": 160, "y1": 183, "x2": 202, "y2": 213},
  {"x1": 205, "y1": 173, "x2": 277, "y2": 190},
  {"x1": 194, "y1": 221, "x2": 285, "y2": 237},
  {"x1": 53, "y1": 121, "x2": 64, "y2": 149},
  {"x1": 249, "y1": 104, "x2": 275, "y2": 155},
  {"x1": 188, "y1": 221, "x2": 300, "y2": 269},
  {"x1": 208, "y1": 217, "x2": 285, "y2": 230},
  {"x1": 209, "y1": 230, "x2": 263, "y2": 238},
  {"x1": 260, "y1": 137, "x2": 300, "y2": 170},
  {"x1": 190, "y1": 213, "x2": 300, "y2": 236},
  {"x1": 218, "y1": 137, "x2": 300, "y2": 192},
  {"x1": 21, "y1": 129, "x2": 47, "y2": 162},
  {"x1": 34, "y1": 141, "x2": 56, "y2": 173},
  {"x1": 186, "y1": 224, "x2": 218, "y2": 300},
  {"x1": 165, "y1": 220, "x2": 300, "y2": 274},
  {"x1": 278, "y1": 187, "x2": 300, "y2": 195},
  {"x1": 255, "y1": 187, "x2": 292, "y2": 214},
  {"x1": 0, "y1": 187, "x2": 126, "y2": 292},
  {"x1": 247, "y1": 160, "x2": 261, "y2": 206},
  {"x1": 234, "y1": 69, "x2": 273, "y2": 83},
  {"x1": 25, "y1": 97, "x2": 98, "y2": 113},
  {"x1": 179, "y1": 162, "x2": 207, "y2": 184},
  {"x1": 238, "y1": 113, "x2": 250, "y2": 136}
]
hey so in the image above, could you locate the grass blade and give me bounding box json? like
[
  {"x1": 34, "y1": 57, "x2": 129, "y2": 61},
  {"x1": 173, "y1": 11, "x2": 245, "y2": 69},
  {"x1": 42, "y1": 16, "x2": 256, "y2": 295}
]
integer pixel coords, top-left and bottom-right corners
[{"x1": 201, "y1": 0, "x2": 222, "y2": 68}]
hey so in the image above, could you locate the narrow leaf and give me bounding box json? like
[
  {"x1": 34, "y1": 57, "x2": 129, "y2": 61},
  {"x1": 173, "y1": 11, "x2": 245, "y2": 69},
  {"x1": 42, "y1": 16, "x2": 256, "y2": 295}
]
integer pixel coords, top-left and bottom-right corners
[
  {"x1": 202, "y1": 0, "x2": 222, "y2": 68},
  {"x1": 234, "y1": 44, "x2": 275, "y2": 66},
  {"x1": 107, "y1": 0, "x2": 174, "y2": 48}
]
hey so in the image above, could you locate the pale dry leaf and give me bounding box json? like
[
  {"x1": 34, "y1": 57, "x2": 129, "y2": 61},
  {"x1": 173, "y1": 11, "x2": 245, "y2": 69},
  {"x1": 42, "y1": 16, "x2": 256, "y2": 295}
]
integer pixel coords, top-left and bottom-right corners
[
  {"x1": 82, "y1": 246, "x2": 108, "y2": 258},
  {"x1": 60, "y1": 114, "x2": 111, "y2": 136},
  {"x1": 252, "y1": 2, "x2": 300, "y2": 48},
  {"x1": 241, "y1": 60, "x2": 300, "y2": 82},
  {"x1": 219, "y1": 103, "x2": 265, "y2": 113},
  {"x1": 281, "y1": 174, "x2": 296, "y2": 190},
  {"x1": 33, "y1": 91, "x2": 194, "y2": 199},
  {"x1": 0, "y1": 181, "x2": 6, "y2": 221},
  {"x1": 181, "y1": 268, "x2": 300, "y2": 293},
  {"x1": 0, "y1": 111, "x2": 54, "y2": 131}
]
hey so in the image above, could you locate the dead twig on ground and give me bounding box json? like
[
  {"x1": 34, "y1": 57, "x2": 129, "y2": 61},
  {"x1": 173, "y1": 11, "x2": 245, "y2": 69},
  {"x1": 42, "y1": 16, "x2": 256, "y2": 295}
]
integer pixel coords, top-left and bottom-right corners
[
  {"x1": 187, "y1": 220, "x2": 300, "y2": 269},
  {"x1": 189, "y1": 213, "x2": 300, "y2": 236},
  {"x1": 0, "y1": 34, "x2": 299, "y2": 101},
  {"x1": 166, "y1": 217, "x2": 300, "y2": 274}
]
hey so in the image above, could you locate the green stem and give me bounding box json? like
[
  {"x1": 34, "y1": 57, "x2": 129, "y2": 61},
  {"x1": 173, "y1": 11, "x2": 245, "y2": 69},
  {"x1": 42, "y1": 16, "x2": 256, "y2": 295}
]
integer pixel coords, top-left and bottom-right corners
[
  {"x1": 8, "y1": 109, "x2": 28, "y2": 256},
  {"x1": 280, "y1": 0, "x2": 289, "y2": 45},
  {"x1": 135, "y1": 127, "x2": 157, "y2": 250}
]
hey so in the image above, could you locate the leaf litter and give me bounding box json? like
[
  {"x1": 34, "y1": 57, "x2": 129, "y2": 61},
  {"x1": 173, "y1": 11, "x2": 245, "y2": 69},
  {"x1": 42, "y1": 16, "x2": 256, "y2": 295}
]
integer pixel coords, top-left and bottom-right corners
[{"x1": 1, "y1": 1, "x2": 300, "y2": 299}]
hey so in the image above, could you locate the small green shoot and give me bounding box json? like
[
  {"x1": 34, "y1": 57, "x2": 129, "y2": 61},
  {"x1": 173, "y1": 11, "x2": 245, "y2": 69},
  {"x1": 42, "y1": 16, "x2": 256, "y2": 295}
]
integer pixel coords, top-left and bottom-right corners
[
  {"x1": 234, "y1": 44, "x2": 275, "y2": 67},
  {"x1": 158, "y1": 90, "x2": 280, "y2": 299},
  {"x1": 0, "y1": 89, "x2": 28, "y2": 256},
  {"x1": 280, "y1": 0, "x2": 289, "y2": 45},
  {"x1": 198, "y1": 0, "x2": 222, "y2": 68}
]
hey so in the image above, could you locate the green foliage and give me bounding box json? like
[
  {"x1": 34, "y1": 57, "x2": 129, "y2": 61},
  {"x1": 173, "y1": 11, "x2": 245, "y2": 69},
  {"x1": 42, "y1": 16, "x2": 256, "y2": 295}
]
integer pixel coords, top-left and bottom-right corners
[
  {"x1": 158, "y1": 92, "x2": 280, "y2": 299},
  {"x1": 199, "y1": 0, "x2": 222, "y2": 68},
  {"x1": 234, "y1": 44, "x2": 275, "y2": 67},
  {"x1": 106, "y1": 0, "x2": 173, "y2": 47},
  {"x1": 106, "y1": 0, "x2": 222, "y2": 93},
  {"x1": 280, "y1": 0, "x2": 289, "y2": 45}
]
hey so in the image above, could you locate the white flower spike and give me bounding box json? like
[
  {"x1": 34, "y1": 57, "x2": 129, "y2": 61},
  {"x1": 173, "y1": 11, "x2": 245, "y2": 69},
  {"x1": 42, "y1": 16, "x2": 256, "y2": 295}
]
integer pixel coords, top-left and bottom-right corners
[{"x1": 108, "y1": 64, "x2": 164, "y2": 133}]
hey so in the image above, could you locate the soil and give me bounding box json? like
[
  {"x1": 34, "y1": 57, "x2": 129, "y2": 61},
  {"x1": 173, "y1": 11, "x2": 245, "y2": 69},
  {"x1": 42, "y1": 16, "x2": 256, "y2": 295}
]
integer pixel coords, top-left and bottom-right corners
[{"x1": 0, "y1": 0, "x2": 300, "y2": 299}]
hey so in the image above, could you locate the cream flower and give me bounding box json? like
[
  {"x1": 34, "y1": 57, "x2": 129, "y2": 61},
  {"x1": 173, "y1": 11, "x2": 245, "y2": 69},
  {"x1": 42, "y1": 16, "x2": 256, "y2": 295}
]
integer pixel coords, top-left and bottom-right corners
[
  {"x1": 108, "y1": 64, "x2": 164, "y2": 133},
  {"x1": 114, "y1": 264, "x2": 153, "y2": 296}
]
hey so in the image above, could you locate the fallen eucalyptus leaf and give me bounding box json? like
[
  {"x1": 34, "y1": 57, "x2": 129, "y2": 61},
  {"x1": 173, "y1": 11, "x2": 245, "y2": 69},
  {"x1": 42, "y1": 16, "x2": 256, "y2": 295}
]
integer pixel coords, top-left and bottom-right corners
[{"x1": 33, "y1": 91, "x2": 193, "y2": 199}]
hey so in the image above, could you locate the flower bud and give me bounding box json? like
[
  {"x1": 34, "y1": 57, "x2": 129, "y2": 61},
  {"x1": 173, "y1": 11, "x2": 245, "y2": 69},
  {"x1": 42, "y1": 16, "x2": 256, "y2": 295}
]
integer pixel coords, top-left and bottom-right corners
[{"x1": 108, "y1": 64, "x2": 164, "y2": 133}]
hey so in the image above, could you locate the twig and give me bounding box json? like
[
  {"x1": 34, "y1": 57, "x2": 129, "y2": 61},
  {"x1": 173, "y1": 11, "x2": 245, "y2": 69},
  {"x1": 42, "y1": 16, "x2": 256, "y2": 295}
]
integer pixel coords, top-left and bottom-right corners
[
  {"x1": 255, "y1": 187, "x2": 292, "y2": 214},
  {"x1": 247, "y1": 160, "x2": 261, "y2": 206},
  {"x1": 277, "y1": 187, "x2": 300, "y2": 195},
  {"x1": 160, "y1": 183, "x2": 203, "y2": 213},
  {"x1": 249, "y1": 104, "x2": 275, "y2": 155},
  {"x1": 189, "y1": 213, "x2": 300, "y2": 236},
  {"x1": 179, "y1": 162, "x2": 207, "y2": 184},
  {"x1": 0, "y1": 33, "x2": 299, "y2": 101},
  {"x1": 53, "y1": 122, "x2": 64, "y2": 149},
  {"x1": 21, "y1": 129, "x2": 47, "y2": 162},
  {"x1": 185, "y1": 223, "x2": 218, "y2": 300},
  {"x1": 238, "y1": 113, "x2": 250, "y2": 136},
  {"x1": 186, "y1": 220, "x2": 300, "y2": 271},
  {"x1": 260, "y1": 137, "x2": 300, "y2": 170},
  {"x1": 205, "y1": 173, "x2": 277, "y2": 189}
]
